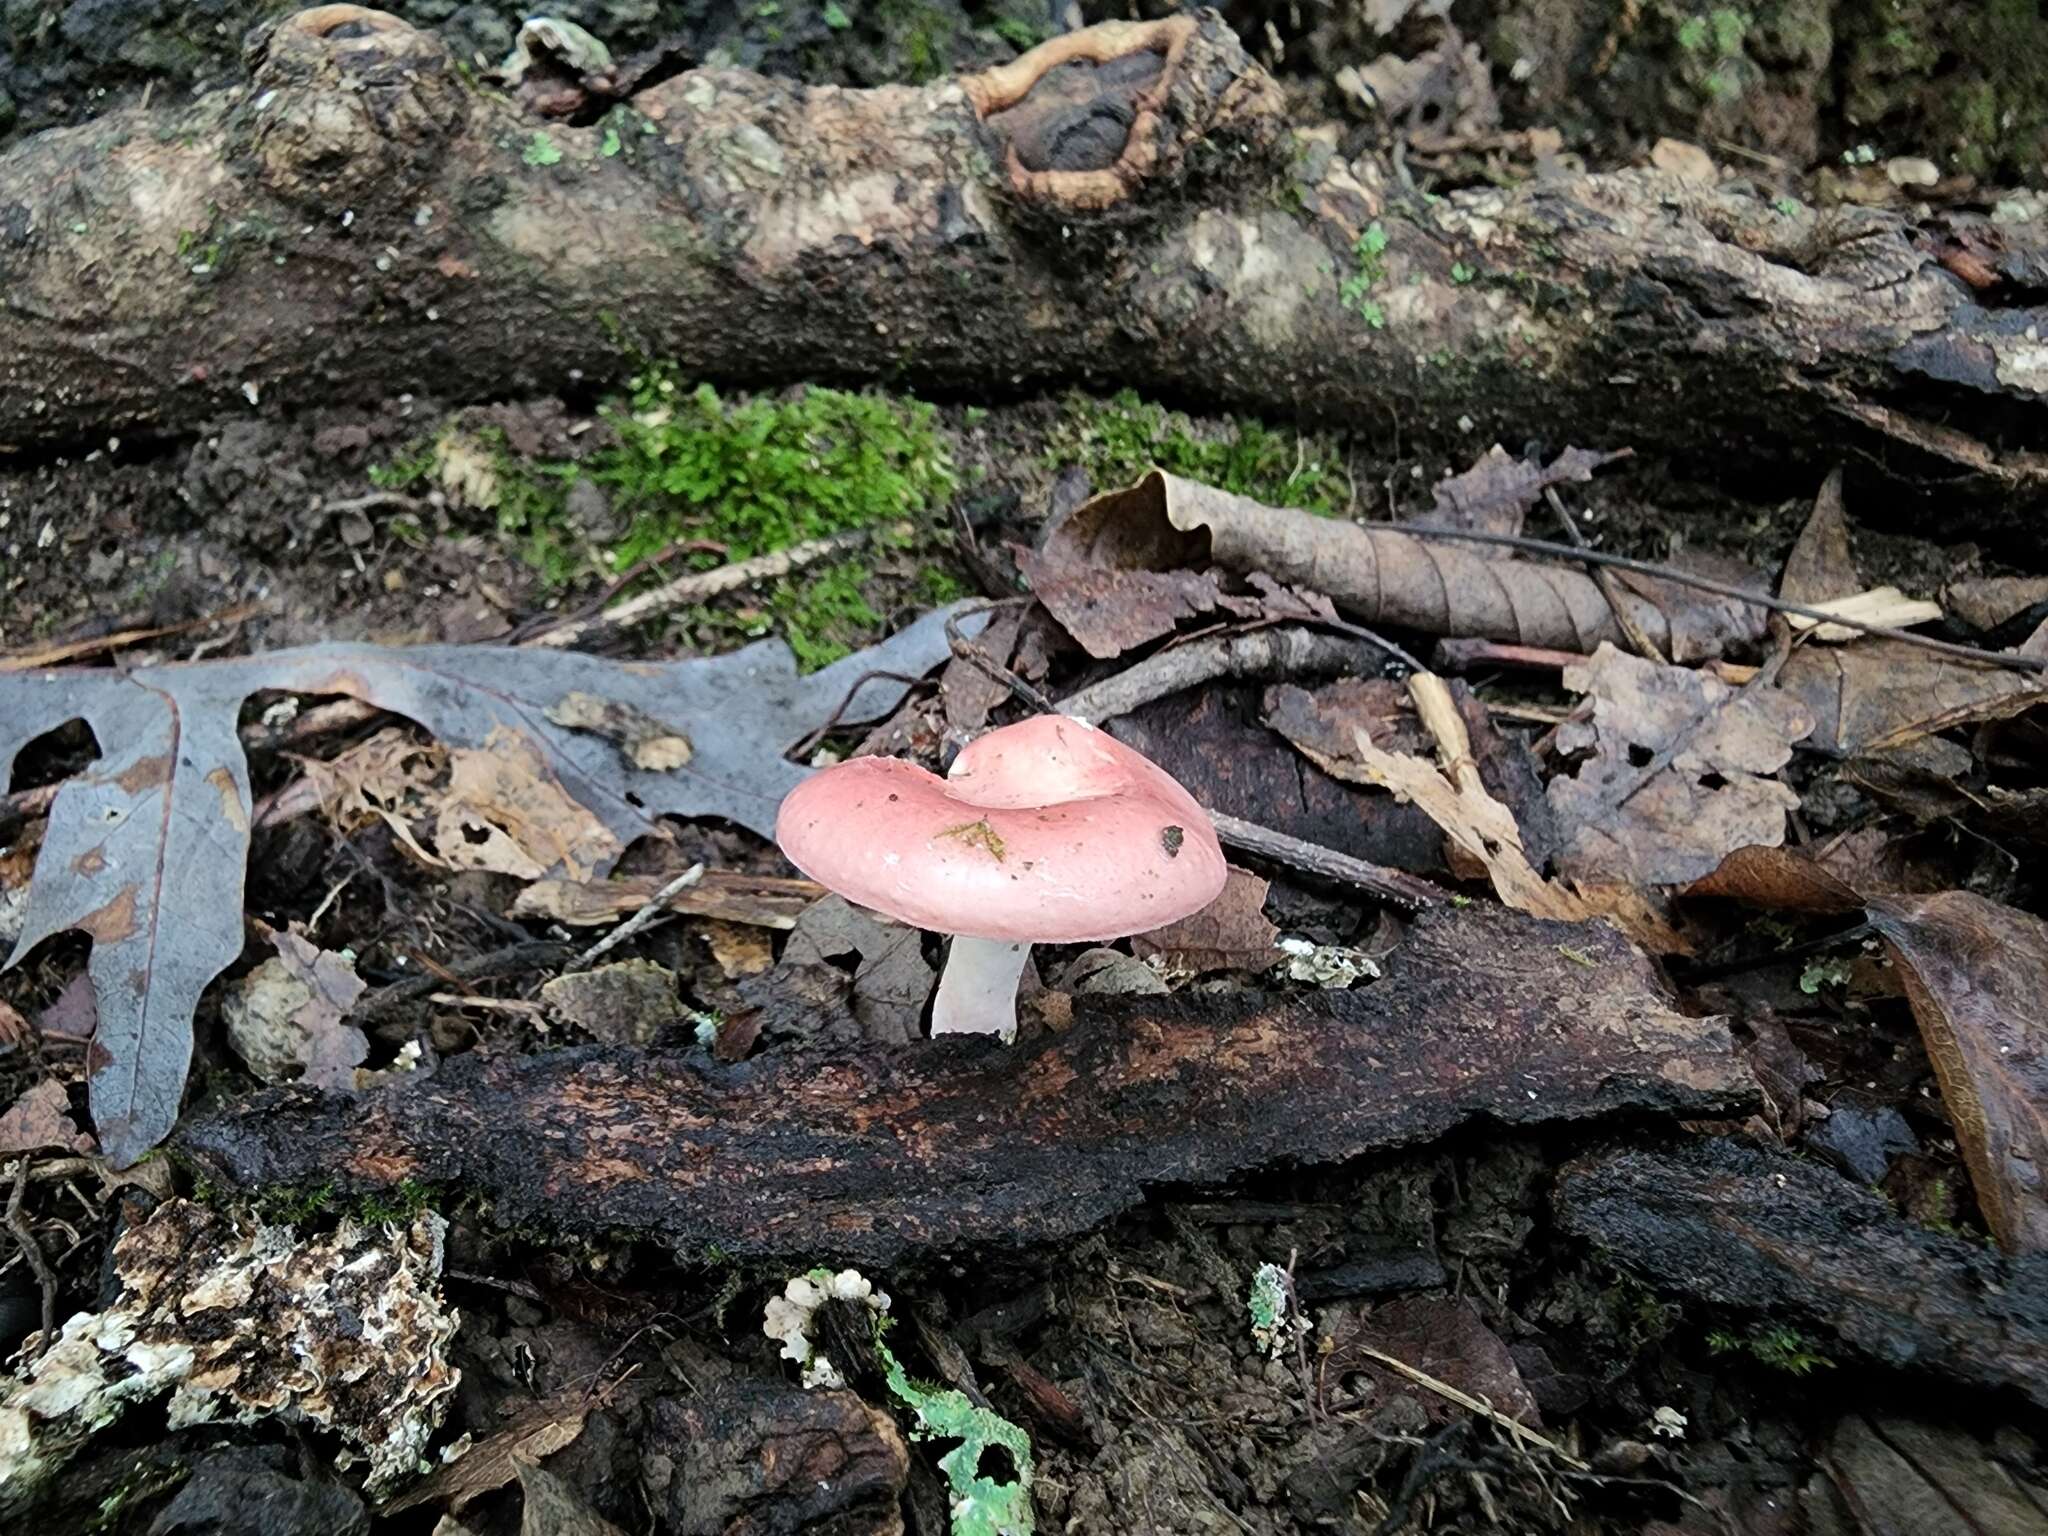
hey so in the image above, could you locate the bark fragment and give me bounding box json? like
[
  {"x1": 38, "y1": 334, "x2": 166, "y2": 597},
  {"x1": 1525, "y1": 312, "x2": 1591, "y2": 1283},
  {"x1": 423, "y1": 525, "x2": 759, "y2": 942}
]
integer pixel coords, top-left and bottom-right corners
[
  {"x1": 179, "y1": 905, "x2": 1753, "y2": 1265},
  {"x1": 1555, "y1": 1136, "x2": 2048, "y2": 1409}
]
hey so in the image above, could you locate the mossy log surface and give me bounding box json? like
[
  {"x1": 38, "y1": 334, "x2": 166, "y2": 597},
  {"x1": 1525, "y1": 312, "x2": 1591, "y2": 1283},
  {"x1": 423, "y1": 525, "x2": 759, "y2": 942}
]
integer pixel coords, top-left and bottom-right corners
[
  {"x1": 2, "y1": 4, "x2": 2046, "y2": 501},
  {"x1": 179, "y1": 907, "x2": 1755, "y2": 1265}
]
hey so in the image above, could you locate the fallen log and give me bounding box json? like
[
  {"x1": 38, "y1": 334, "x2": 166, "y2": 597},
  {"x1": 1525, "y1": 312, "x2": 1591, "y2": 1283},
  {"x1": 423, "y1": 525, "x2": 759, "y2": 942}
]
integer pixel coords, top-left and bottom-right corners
[
  {"x1": 179, "y1": 906, "x2": 1753, "y2": 1265},
  {"x1": 3, "y1": 6, "x2": 2045, "y2": 497},
  {"x1": 1554, "y1": 1136, "x2": 2048, "y2": 1410}
]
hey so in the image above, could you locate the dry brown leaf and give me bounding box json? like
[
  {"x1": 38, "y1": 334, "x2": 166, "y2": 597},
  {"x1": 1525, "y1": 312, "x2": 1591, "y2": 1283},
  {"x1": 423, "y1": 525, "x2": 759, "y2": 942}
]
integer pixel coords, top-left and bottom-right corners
[
  {"x1": 1547, "y1": 644, "x2": 1813, "y2": 886},
  {"x1": 1778, "y1": 639, "x2": 2048, "y2": 756},
  {"x1": 1011, "y1": 557, "x2": 1256, "y2": 660},
  {"x1": 1780, "y1": 468, "x2": 1859, "y2": 607},
  {"x1": 781, "y1": 895, "x2": 934, "y2": 1043},
  {"x1": 1684, "y1": 844, "x2": 1863, "y2": 916},
  {"x1": 0, "y1": 1000, "x2": 27, "y2": 1050},
  {"x1": 434, "y1": 729, "x2": 622, "y2": 882},
  {"x1": 704, "y1": 920, "x2": 775, "y2": 978},
  {"x1": 1945, "y1": 575, "x2": 2048, "y2": 633},
  {"x1": 1410, "y1": 445, "x2": 1621, "y2": 537},
  {"x1": 382, "y1": 1393, "x2": 590, "y2": 1516},
  {"x1": 1053, "y1": 472, "x2": 1767, "y2": 660},
  {"x1": 544, "y1": 692, "x2": 692, "y2": 771},
  {"x1": 1349, "y1": 1296, "x2": 1541, "y2": 1427},
  {"x1": 1867, "y1": 891, "x2": 2048, "y2": 1254},
  {"x1": 539, "y1": 960, "x2": 687, "y2": 1047},
  {"x1": 511, "y1": 870, "x2": 821, "y2": 930},
  {"x1": 0, "y1": 1078, "x2": 94, "y2": 1155},
  {"x1": 1132, "y1": 868, "x2": 1280, "y2": 974},
  {"x1": 1286, "y1": 673, "x2": 1604, "y2": 928},
  {"x1": 225, "y1": 930, "x2": 368, "y2": 1089}
]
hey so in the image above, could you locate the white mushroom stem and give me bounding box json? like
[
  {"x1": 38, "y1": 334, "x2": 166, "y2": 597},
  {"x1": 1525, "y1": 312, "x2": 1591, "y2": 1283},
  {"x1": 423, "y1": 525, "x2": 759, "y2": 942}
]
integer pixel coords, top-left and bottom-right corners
[{"x1": 930, "y1": 936, "x2": 1032, "y2": 1042}]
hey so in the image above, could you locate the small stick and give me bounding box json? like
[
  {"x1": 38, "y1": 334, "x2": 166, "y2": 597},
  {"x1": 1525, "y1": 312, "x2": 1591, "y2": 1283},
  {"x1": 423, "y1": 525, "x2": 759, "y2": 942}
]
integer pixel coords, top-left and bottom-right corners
[
  {"x1": 4, "y1": 1157, "x2": 58, "y2": 1357},
  {"x1": 528, "y1": 527, "x2": 888, "y2": 650},
  {"x1": 1396, "y1": 524, "x2": 2041, "y2": 673},
  {"x1": 1433, "y1": 638, "x2": 1591, "y2": 675},
  {"x1": 1209, "y1": 814, "x2": 1442, "y2": 910},
  {"x1": 1353, "y1": 1342, "x2": 1589, "y2": 1470},
  {"x1": 570, "y1": 863, "x2": 705, "y2": 970},
  {"x1": 354, "y1": 939, "x2": 577, "y2": 1022},
  {"x1": 1059, "y1": 628, "x2": 1393, "y2": 724},
  {"x1": 1544, "y1": 487, "x2": 1667, "y2": 664}
]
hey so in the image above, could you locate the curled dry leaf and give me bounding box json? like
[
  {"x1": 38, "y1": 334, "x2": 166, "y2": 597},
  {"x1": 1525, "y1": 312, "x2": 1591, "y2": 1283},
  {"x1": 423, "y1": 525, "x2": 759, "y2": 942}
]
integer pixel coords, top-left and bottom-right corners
[
  {"x1": 0, "y1": 1078, "x2": 93, "y2": 1155},
  {"x1": 1052, "y1": 471, "x2": 1766, "y2": 660},
  {"x1": 1547, "y1": 643, "x2": 1813, "y2": 887},
  {"x1": 0, "y1": 608, "x2": 971, "y2": 1164},
  {"x1": 1132, "y1": 867, "x2": 1280, "y2": 974},
  {"x1": 1867, "y1": 891, "x2": 2048, "y2": 1255}
]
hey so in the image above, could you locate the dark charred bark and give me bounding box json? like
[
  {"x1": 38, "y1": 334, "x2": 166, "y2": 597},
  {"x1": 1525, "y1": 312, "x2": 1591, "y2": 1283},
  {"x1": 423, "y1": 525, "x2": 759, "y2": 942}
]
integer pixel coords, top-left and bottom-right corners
[
  {"x1": 3, "y1": 5, "x2": 2046, "y2": 499},
  {"x1": 1555, "y1": 1135, "x2": 2048, "y2": 1411},
  {"x1": 177, "y1": 906, "x2": 1753, "y2": 1266}
]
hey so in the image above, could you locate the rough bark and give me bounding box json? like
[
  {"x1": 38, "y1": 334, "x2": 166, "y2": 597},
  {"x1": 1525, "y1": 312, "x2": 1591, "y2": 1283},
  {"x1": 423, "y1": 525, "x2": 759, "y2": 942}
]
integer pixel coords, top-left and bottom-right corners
[
  {"x1": 1555, "y1": 1136, "x2": 2048, "y2": 1410},
  {"x1": 178, "y1": 905, "x2": 1754, "y2": 1266},
  {"x1": 4, "y1": 5, "x2": 2045, "y2": 498}
]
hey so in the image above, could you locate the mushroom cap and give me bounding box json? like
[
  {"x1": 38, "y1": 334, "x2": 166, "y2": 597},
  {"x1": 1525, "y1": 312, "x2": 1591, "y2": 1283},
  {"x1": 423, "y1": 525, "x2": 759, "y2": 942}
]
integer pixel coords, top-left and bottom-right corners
[{"x1": 774, "y1": 714, "x2": 1227, "y2": 942}]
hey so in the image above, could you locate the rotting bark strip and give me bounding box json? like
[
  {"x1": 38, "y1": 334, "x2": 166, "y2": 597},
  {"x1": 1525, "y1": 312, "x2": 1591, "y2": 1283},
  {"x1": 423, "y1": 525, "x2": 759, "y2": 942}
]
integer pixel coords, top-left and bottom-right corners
[
  {"x1": 1555, "y1": 1136, "x2": 2048, "y2": 1410},
  {"x1": 2, "y1": 8, "x2": 2045, "y2": 497},
  {"x1": 179, "y1": 906, "x2": 1754, "y2": 1266}
]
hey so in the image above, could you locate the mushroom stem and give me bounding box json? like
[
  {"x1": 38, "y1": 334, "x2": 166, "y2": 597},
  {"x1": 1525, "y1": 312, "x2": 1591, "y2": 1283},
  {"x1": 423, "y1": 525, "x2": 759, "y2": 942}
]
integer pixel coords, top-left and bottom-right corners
[{"x1": 930, "y1": 936, "x2": 1032, "y2": 1042}]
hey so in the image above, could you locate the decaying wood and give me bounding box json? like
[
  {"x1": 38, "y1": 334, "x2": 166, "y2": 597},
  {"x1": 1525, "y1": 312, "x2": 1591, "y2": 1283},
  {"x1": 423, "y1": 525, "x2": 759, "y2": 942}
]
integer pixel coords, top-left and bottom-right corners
[
  {"x1": 644, "y1": 1388, "x2": 909, "y2": 1536},
  {"x1": 1555, "y1": 1136, "x2": 2048, "y2": 1409},
  {"x1": 3, "y1": 6, "x2": 2045, "y2": 496},
  {"x1": 179, "y1": 906, "x2": 1753, "y2": 1265}
]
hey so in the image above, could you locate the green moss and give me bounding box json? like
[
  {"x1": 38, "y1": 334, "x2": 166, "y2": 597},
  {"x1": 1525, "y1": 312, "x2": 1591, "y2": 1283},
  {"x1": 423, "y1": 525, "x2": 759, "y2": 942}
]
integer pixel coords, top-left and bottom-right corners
[
  {"x1": 1052, "y1": 389, "x2": 1353, "y2": 515},
  {"x1": 353, "y1": 1177, "x2": 437, "y2": 1225},
  {"x1": 522, "y1": 131, "x2": 564, "y2": 167},
  {"x1": 771, "y1": 562, "x2": 885, "y2": 671},
  {"x1": 1706, "y1": 1323, "x2": 1833, "y2": 1375},
  {"x1": 597, "y1": 370, "x2": 954, "y2": 567},
  {"x1": 256, "y1": 1180, "x2": 335, "y2": 1226}
]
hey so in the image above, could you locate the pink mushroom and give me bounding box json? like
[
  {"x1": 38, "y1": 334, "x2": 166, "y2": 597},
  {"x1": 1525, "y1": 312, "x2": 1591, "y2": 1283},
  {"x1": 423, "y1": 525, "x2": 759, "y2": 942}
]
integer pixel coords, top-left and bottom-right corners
[{"x1": 775, "y1": 714, "x2": 1228, "y2": 1040}]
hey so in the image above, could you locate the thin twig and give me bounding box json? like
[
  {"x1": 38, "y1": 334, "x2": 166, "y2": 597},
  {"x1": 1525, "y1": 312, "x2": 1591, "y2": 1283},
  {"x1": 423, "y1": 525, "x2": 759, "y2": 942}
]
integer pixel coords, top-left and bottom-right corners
[
  {"x1": 1544, "y1": 487, "x2": 1666, "y2": 663},
  {"x1": 528, "y1": 527, "x2": 888, "y2": 650},
  {"x1": 1396, "y1": 523, "x2": 2044, "y2": 673},
  {"x1": 1353, "y1": 1343, "x2": 1589, "y2": 1470},
  {"x1": 5, "y1": 1157, "x2": 58, "y2": 1357},
  {"x1": 1210, "y1": 815, "x2": 1443, "y2": 908},
  {"x1": 354, "y1": 940, "x2": 577, "y2": 1022},
  {"x1": 570, "y1": 863, "x2": 706, "y2": 970}
]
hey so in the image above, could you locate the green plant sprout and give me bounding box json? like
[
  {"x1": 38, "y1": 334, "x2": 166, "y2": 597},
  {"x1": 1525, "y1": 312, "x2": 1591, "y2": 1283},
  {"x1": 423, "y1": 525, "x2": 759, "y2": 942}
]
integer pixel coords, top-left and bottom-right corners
[{"x1": 1340, "y1": 222, "x2": 1390, "y2": 328}]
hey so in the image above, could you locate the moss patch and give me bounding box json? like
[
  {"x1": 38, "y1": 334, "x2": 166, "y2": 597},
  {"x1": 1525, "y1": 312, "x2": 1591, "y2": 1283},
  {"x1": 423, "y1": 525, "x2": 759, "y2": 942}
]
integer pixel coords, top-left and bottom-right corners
[{"x1": 1050, "y1": 390, "x2": 1354, "y2": 515}]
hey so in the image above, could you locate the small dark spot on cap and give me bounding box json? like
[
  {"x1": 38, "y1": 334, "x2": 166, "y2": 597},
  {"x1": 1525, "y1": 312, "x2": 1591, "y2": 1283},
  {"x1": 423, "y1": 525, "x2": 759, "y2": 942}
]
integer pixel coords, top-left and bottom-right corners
[
  {"x1": 888, "y1": 793, "x2": 899, "y2": 801},
  {"x1": 1161, "y1": 825, "x2": 1184, "y2": 857}
]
